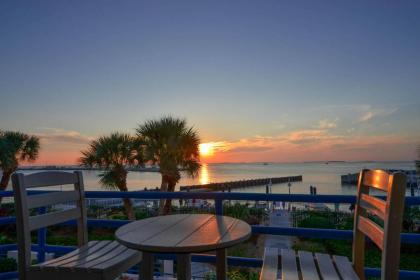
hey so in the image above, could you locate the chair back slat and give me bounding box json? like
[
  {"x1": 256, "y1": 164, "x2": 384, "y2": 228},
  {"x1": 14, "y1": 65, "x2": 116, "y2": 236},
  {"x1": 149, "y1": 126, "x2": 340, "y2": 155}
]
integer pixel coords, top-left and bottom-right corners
[
  {"x1": 357, "y1": 216, "x2": 384, "y2": 250},
  {"x1": 27, "y1": 191, "x2": 80, "y2": 209},
  {"x1": 28, "y1": 208, "x2": 81, "y2": 231},
  {"x1": 362, "y1": 170, "x2": 389, "y2": 191},
  {"x1": 359, "y1": 194, "x2": 386, "y2": 220},
  {"x1": 11, "y1": 171, "x2": 88, "y2": 280},
  {"x1": 352, "y1": 169, "x2": 406, "y2": 280},
  {"x1": 23, "y1": 171, "x2": 79, "y2": 188}
]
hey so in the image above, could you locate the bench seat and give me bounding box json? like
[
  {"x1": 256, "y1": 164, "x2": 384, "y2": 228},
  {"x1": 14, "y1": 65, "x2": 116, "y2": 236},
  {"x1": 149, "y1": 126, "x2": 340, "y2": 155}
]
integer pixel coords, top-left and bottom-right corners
[
  {"x1": 260, "y1": 248, "x2": 359, "y2": 280},
  {"x1": 28, "y1": 240, "x2": 142, "y2": 280}
]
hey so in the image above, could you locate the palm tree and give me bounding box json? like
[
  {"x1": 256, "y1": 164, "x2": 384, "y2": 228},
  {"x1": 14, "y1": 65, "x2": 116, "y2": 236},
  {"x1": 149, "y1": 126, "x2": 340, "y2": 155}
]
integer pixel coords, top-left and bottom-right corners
[
  {"x1": 136, "y1": 117, "x2": 201, "y2": 214},
  {"x1": 79, "y1": 133, "x2": 143, "y2": 220},
  {"x1": 0, "y1": 131, "x2": 40, "y2": 203}
]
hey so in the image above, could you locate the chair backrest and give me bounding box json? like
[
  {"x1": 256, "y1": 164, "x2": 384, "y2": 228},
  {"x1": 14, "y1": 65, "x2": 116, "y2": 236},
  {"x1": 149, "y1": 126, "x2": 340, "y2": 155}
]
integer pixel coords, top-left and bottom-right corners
[
  {"x1": 12, "y1": 171, "x2": 88, "y2": 278},
  {"x1": 352, "y1": 169, "x2": 406, "y2": 280}
]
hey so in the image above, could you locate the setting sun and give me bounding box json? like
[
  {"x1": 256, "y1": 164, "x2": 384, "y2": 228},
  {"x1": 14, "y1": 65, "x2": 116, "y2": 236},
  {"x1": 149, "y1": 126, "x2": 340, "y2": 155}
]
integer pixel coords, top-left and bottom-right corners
[{"x1": 199, "y1": 143, "x2": 213, "y2": 157}]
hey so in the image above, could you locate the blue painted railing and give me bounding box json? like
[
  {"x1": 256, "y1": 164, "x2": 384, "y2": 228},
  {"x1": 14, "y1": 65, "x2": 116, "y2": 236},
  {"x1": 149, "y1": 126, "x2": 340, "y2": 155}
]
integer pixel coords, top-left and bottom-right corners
[{"x1": 1, "y1": 190, "x2": 420, "y2": 279}]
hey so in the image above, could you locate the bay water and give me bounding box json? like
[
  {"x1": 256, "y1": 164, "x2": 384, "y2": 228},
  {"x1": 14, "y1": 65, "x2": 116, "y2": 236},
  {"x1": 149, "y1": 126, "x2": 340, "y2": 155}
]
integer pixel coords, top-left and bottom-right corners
[{"x1": 2, "y1": 161, "x2": 416, "y2": 195}]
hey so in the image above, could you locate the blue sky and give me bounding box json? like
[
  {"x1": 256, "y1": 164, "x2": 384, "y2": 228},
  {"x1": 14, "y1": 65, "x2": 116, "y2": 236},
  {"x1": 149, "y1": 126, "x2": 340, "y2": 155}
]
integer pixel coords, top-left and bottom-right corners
[{"x1": 1, "y1": 1, "x2": 419, "y2": 163}]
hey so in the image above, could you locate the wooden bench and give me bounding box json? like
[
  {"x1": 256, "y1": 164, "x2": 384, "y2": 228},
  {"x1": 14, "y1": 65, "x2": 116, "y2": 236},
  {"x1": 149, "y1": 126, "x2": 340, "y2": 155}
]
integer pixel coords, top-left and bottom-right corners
[
  {"x1": 12, "y1": 171, "x2": 142, "y2": 280},
  {"x1": 260, "y1": 248, "x2": 359, "y2": 280},
  {"x1": 260, "y1": 169, "x2": 406, "y2": 280}
]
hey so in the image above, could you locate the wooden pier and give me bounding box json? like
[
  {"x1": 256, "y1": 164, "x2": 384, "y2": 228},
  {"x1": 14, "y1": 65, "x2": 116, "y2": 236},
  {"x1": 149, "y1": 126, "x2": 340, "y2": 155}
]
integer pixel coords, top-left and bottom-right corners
[{"x1": 180, "y1": 175, "x2": 302, "y2": 191}]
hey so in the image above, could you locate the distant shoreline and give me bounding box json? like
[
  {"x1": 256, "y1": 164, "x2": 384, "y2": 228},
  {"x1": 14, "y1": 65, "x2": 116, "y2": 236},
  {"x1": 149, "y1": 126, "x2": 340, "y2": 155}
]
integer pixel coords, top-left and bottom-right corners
[
  {"x1": 16, "y1": 166, "x2": 160, "y2": 172},
  {"x1": 6, "y1": 161, "x2": 414, "y2": 173},
  {"x1": 15, "y1": 160, "x2": 414, "y2": 169}
]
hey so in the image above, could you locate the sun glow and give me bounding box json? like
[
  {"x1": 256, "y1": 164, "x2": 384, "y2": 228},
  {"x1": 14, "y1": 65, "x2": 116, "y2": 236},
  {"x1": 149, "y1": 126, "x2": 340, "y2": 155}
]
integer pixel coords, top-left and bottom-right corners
[{"x1": 199, "y1": 143, "x2": 213, "y2": 157}]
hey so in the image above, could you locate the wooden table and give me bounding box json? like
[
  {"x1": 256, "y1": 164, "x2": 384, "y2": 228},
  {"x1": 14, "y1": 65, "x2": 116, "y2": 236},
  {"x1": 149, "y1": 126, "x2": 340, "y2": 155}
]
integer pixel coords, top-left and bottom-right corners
[{"x1": 115, "y1": 214, "x2": 252, "y2": 280}]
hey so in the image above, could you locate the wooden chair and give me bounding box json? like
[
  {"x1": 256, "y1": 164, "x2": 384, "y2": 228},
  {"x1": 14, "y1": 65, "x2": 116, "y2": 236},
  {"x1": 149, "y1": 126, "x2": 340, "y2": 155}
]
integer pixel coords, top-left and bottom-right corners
[
  {"x1": 259, "y1": 169, "x2": 406, "y2": 280},
  {"x1": 12, "y1": 171, "x2": 142, "y2": 280}
]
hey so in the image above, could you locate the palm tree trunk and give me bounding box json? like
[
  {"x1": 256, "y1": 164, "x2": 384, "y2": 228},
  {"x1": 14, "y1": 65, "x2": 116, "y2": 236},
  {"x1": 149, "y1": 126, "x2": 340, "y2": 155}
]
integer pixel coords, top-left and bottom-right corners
[
  {"x1": 163, "y1": 179, "x2": 176, "y2": 215},
  {"x1": 122, "y1": 198, "x2": 135, "y2": 220},
  {"x1": 0, "y1": 170, "x2": 13, "y2": 204},
  {"x1": 159, "y1": 174, "x2": 168, "y2": 215},
  {"x1": 118, "y1": 181, "x2": 135, "y2": 220}
]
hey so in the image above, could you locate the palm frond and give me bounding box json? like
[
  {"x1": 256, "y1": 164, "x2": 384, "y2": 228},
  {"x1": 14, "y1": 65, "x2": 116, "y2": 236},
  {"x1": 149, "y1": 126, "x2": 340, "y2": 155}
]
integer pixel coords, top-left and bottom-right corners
[
  {"x1": 80, "y1": 132, "x2": 143, "y2": 190},
  {"x1": 98, "y1": 169, "x2": 127, "y2": 191},
  {"x1": 182, "y1": 159, "x2": 201, "y2": 178},
  {"x1": 79, "y1": 132, "x2": 143, "y2": 168},
  {"x1": 136, "y1": 116, "x2": 200, "y2": 181},
  {"x1": 0, "y1": 131, "x2": 40, "y2": 170},
  {"x1": 22, "y1": 136, "x2": 40, "y2": 161}
]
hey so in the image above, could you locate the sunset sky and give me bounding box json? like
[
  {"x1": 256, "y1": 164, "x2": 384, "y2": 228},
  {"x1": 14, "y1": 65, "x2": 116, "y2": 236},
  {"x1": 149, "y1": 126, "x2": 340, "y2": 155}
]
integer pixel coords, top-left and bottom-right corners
[{"x1": 1, "y1": 1, "x2": 419, "y2": 164}]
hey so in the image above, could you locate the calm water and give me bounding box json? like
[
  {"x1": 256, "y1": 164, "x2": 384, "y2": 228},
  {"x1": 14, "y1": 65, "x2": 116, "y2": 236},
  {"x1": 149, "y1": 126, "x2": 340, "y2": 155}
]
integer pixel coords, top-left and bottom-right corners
[{"x1": 3, "y1": 161, "x2": 416, "y2": 195}]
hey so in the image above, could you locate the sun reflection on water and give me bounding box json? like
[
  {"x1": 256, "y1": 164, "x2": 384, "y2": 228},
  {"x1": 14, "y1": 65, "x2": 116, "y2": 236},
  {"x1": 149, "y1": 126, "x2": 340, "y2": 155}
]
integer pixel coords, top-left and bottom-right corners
[{"x1": 200, "y1": 163, "x2": 210, "y2": 185}]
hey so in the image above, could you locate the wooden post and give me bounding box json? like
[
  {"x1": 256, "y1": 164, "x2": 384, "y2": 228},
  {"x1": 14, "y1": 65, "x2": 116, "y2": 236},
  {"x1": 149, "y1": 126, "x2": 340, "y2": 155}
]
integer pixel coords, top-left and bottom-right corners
[
  {"x1": 74, "y1": 171, "x2": 88, "y2": 246},
  {"x1": 177, "y1": 253, "x2": 191, "y2": 280},
  {"x1": 12, "y1": 173, "x2": 31, "y2": 280},
  {"x1": 216, "y1": 248, "x2": 227, "y2": 280},
  {"x1": 140, "y1": 252, "x2": 154, "y2": 280}
]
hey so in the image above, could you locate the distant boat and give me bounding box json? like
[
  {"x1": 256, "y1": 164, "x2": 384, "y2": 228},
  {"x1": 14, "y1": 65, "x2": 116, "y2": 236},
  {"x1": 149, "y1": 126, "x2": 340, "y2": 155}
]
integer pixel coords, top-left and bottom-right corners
[{"x1": 263, "y1": 162, "x2": 269, "y2": 165}]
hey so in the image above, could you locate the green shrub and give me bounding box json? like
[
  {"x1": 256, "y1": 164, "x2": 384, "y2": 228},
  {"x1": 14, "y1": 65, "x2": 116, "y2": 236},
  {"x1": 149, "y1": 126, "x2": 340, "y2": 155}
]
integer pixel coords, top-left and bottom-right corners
[
  {"x1": 299, "y1": 216, "x2": 333, "y2": 229},
  {"x1": 47, "y1": 235, "x2": 77, "y2": 246},
  {"x1": 204, "y1": 269, "x2": 258, "y2": 280},
  {"x1": 0, "y1": 234, "x2": 15, "y2": 245},
  {"x1": 0, "y1": 258, "x2": 17, "y2": 273},
  {"x1": 293, "y1": 239, "x2": 327, "y2": 253},
  {"x1": 109, "y1": 213, "x2": 127, "y2": 220},
  {"x1": 223, "y1": 203, "x2": 267, "y2": 225},
  {"x1": 135, "y1": 209, "x2": 152, "y2": 220},
  {"x1": 89, "y1": 233, "x2": 115, "y2": 241}
]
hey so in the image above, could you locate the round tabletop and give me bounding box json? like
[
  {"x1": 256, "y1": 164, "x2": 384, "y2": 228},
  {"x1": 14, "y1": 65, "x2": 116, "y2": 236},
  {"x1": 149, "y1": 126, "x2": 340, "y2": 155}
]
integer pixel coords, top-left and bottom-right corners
[{"x1": 115, "y1": 214, "x2": 252, "y2": 253}]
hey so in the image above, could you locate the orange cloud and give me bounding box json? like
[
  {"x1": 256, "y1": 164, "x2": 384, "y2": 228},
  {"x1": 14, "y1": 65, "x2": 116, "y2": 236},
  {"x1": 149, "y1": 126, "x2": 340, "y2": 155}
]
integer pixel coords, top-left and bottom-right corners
[
  {"x1": 29, "y1": 119, "x2": 418, "y2": 165},
  {"x1": 32, "y1": 128, "x2": 94, "y2": 165},
  {"x1": 205, "y1": 128, "x2": 417, "y2": 163}
]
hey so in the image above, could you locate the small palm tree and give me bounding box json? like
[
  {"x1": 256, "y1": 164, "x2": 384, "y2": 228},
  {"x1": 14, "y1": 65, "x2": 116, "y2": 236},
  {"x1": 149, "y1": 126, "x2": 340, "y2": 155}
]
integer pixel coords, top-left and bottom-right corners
[
  {"x1": 0, "y1": 131, "x2": 40, "y2": 203},
  {"x1": 80, "y1": 133, "x2": 143, "y2": 220},
  {"x1": 136, "y1": 117, "x2": 201, "y2": 214}
]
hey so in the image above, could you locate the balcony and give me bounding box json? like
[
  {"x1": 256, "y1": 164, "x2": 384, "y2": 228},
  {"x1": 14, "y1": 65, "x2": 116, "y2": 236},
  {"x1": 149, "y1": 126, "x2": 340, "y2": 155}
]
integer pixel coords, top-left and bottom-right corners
[{"x1": 1, "y1": 190, "x2": 420, "y2": 279}]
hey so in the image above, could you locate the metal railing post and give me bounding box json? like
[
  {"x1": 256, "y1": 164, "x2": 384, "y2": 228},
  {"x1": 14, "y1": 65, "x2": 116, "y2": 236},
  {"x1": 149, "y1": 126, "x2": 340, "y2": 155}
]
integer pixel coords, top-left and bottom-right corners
[
  {"x1": 215, "y1": 198, "x2": 223, "y2": 215},
  {"x1": 37, "y1": 207, "x2": 47, "y2": 263}
]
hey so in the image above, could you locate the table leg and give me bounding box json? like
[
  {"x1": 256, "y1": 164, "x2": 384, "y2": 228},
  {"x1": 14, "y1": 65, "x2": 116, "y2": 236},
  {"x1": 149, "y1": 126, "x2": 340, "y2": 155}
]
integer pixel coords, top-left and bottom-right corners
[
  {"x1": 140, "y1": 252, "x2": 154, "y2": 280},
  {"x1": 216, "y1": 248, "x2": 227, "y2": 280},
  {"x1": 177, "y1": 253, "x2": 191, "y2": 280}
]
